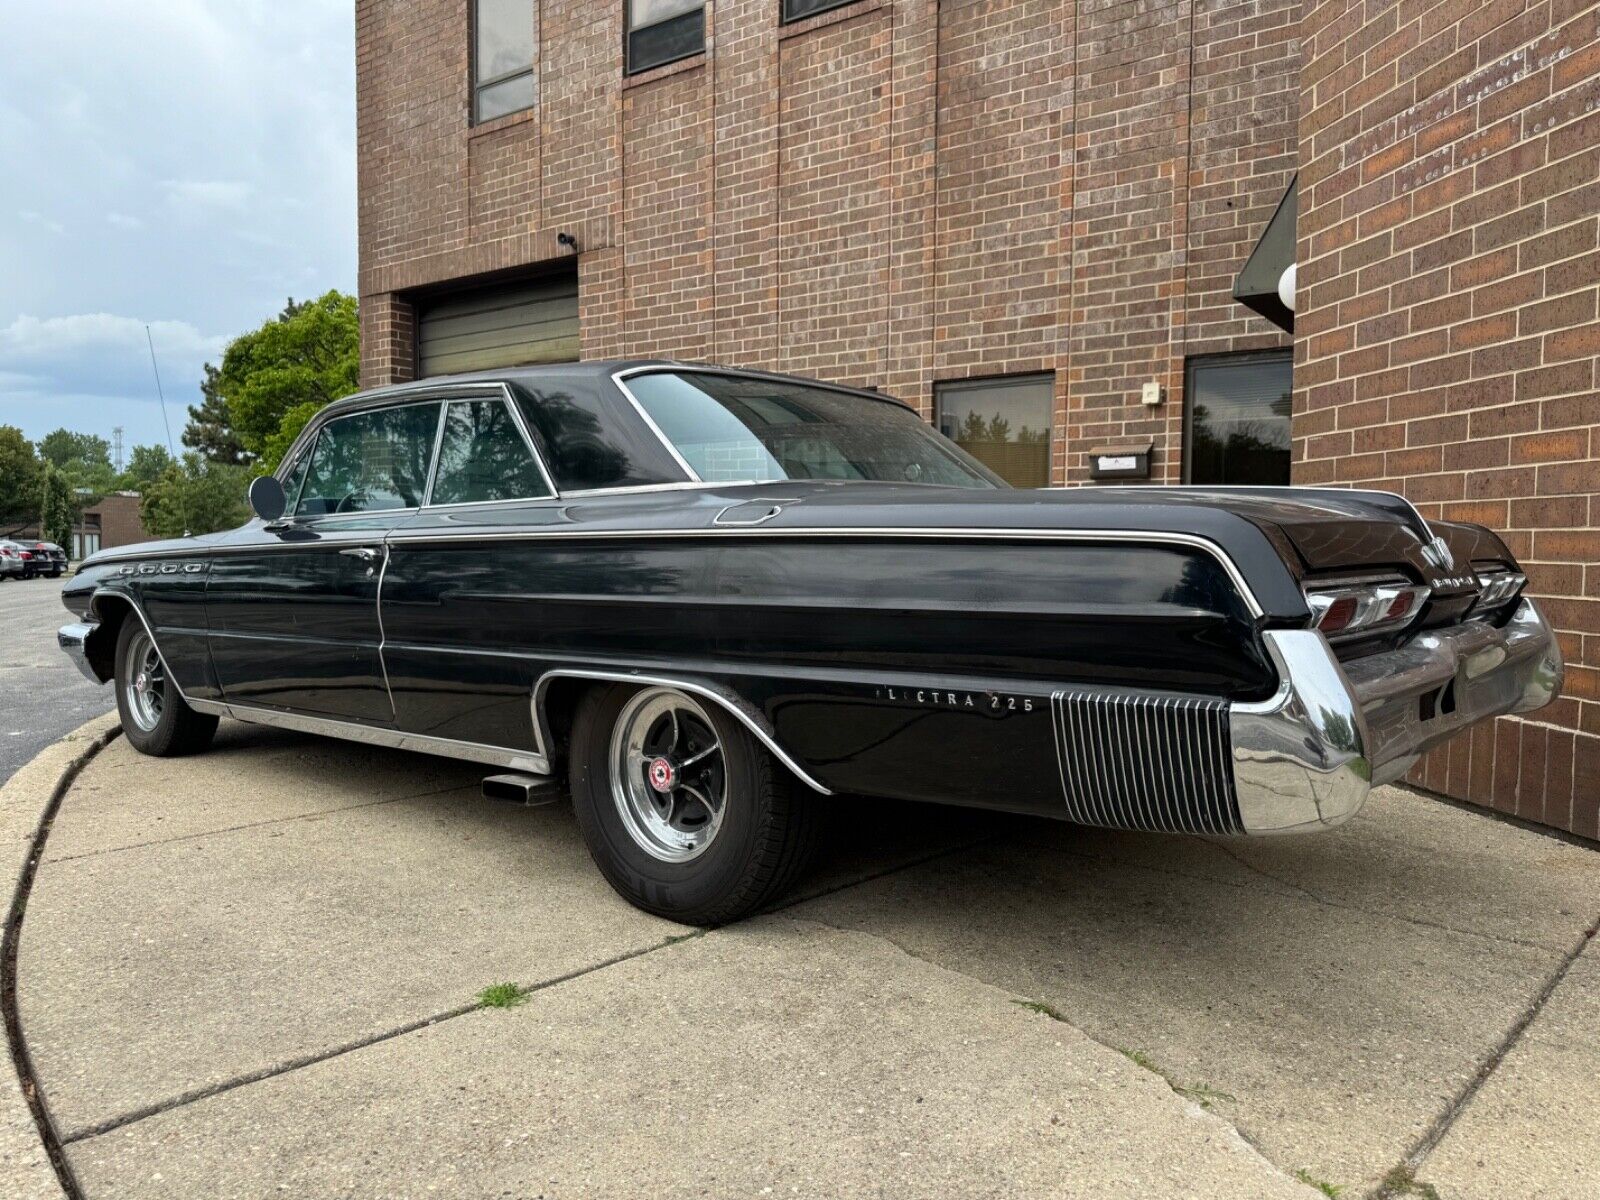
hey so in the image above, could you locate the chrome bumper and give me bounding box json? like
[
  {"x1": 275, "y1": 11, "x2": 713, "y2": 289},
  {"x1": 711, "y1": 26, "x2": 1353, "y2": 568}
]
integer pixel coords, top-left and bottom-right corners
[
  {"x1": 1230, "y1": 598, "x2": 1563, "y2": 835},
  {"x1": 58, "y1": 620, "x2": 107, "y2": 684}
]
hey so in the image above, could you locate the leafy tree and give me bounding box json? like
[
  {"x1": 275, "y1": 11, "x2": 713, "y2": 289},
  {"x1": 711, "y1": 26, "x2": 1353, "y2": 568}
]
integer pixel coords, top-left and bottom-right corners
[
  {"x1": 39, "y1": 463, "x2": 76, "y2": 548},
  {"x1": 0, "y1": 426, "x2": 42, "y2": 530},
  {"x1": 139, "y1": 453, "x2": 251, "y2": 539},
  {"x1": 204, "y1": 292, "x2": 360, "y2": 471},
  {"x1": 183, "y1": 363, "x2": 252, "y2": 466},
  {"x1": 985, "y1": 414, "x2": 1013, "y2": 443},
  {"x1": 118, "y1": 444, "x2": 176, "y2": 493},
  {"x1": 36, "y1": 427, "x2": 117, "y2": 498}
]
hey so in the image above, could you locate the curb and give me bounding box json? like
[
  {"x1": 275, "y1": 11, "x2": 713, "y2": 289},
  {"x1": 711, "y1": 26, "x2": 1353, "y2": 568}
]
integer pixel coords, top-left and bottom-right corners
[{"x1": 0, "y1": 714, "x2": 121, "y2": 1200}]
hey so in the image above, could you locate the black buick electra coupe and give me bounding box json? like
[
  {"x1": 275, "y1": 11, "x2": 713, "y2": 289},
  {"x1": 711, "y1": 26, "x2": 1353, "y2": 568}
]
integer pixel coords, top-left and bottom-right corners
[{"x1": 60, "y1": 363, "x2": 1562, "y2": 923}]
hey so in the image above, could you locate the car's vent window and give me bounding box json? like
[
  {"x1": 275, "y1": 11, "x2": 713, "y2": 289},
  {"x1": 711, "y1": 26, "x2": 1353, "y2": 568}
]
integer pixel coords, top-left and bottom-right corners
[
  {"x1": 514, "y1": 376, "x2": 688, "y2": 491},
  {"x1": 296, "y1": 403, "x2": 440, "y2": 516},
  {"x1": 429, "y1": 399, "x2": 551, "y2": 506}
]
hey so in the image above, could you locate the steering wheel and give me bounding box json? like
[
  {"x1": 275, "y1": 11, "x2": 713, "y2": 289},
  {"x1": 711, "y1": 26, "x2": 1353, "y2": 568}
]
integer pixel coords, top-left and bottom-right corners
[{"x1": 333, "y1": 492, "x2": 364, "y2": 514}]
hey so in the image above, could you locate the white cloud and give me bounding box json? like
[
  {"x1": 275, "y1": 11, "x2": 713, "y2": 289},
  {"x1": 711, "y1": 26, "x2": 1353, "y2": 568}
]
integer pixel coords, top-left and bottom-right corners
[
  {"x1": 107, "y1": 212, "x2": 143, "y2": 230},
  {"x1": 18, "y1": 210, "x2": 65, "y2": 235},
  {"x1": 161, "y1": 179, "x2": 254, "y2": 211}
]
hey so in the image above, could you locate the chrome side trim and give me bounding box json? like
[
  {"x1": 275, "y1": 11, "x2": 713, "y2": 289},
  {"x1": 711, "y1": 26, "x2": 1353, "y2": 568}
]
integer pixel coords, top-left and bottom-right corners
[
  {"x1": 530, "y1": 668, "x2": 833, "y2": 795},
  {"x1": 85, "y1": 590, "x2": 199, "y2": 704},
  {"x1": 385, "y1": 525, "x2": 1267, "y2": 619},
  {"x1": 193, "y1": 699, "x2": 551, "y2": 776}
]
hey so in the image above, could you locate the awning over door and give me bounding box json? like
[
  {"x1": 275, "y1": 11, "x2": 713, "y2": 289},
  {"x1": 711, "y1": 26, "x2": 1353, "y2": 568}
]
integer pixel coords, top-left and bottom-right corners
[
  {"x1": 1233, "y1": 176, "x2": 1296, "y2": 334},
  {"x1": 417, "y1": 271, "x2": 580, "y2": 377}
]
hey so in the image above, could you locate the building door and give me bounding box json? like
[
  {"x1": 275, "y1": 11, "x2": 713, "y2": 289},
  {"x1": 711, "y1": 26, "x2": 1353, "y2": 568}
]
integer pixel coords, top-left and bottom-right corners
[
  {"x1": 1184, "y1": 351, "x2": 1293, "y2": 486},
  {"x1": 416, "y1": 271, "x2": 579, "y2": 378}
]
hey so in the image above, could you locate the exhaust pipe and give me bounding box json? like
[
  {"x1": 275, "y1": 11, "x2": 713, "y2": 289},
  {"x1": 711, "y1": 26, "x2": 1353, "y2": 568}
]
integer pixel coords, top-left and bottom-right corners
[{"x1": 481, "y1": 773, "x2": 563, "y2": 807}]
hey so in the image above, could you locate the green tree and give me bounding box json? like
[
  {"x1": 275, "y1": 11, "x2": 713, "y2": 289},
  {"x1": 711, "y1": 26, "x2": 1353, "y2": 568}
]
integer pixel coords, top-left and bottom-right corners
[
  {"x1": 204, "y1": 292, "x2": 360, "y2": 471},
  {"x1": 118, "y1": 444, "x2": 176, "y2": 492},
  {"x1": 139, "y1": 453, "x2": 252, "y2": 539},
  {"x1": 36, "y1": 427, "x2": 117, "y2": 498},
  {"x1": 0, "y1": 426, "x2": 43, "y2": 530},
  {"x1": 39, "y1": 462, "x2": 76, "y2": 548},
  {"x1": 182, "y1": 363, "x2": 252, "y2": 466}
]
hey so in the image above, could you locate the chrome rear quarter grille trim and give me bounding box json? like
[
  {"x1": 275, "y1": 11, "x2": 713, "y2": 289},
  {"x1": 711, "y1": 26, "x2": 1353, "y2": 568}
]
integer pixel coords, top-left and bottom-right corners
[{"x1": 1051, "y1": 688, "x2": 1243, "y2": 835}]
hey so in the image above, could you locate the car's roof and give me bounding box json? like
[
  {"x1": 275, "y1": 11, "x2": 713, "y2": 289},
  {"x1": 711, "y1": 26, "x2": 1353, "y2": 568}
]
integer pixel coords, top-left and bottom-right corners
[{"x1": 324, "y1": 359, "x2": 895, "y2": 416}]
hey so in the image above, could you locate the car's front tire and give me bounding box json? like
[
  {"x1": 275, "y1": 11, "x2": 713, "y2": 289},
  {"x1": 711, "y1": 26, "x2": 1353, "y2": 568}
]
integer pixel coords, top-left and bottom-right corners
[
  {"x1": 568, "y1": 683, "x2": 821, "y2": 925},
  {"x1": 113, "y1": 617, "x2": 218, "y2": 756}
]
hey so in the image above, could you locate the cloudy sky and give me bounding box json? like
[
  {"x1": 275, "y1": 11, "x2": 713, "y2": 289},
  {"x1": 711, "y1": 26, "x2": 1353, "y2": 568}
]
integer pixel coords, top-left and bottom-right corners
[{"x1": 0, "y1": 1, "x2": 355, "y2": 459}]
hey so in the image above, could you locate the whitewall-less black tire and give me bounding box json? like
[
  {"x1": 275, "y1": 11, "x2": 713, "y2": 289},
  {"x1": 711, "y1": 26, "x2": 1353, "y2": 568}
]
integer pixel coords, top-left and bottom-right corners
[
  {"x1": 113, "y1": 617, "x2": 219, "y2": 757},
  {"x1": 568, "y1": 683, "x2": 822, "y2": 925}
]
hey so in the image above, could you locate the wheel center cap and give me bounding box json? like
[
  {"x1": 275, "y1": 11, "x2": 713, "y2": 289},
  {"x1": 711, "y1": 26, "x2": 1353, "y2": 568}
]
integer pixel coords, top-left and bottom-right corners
[
  {"x1": 647, "y1": 756, "x2": 676, "y2": 793},
  {"x1": 134, "y1": 672, "x2": 148, "y2": 694}
]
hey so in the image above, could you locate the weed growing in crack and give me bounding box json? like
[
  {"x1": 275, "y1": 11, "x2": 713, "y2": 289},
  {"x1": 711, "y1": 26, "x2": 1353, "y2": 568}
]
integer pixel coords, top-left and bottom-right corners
[
  {"x1": 477, "y1": 982, "x2": 526, "y2": 1009},
  {"x1": 1293, "y1": 1167, "x2": 1343, "y2": 1197},
  {"x1": 1012, "y1": 999, "x2": 1068, "y2": 1021},
  {"x1": 1379, "y1": 1166, "x2": 1440, "y2": 1199},
  {"x1": 1173, "y1": 1081, "x2": 1236, "y2": 1111}
]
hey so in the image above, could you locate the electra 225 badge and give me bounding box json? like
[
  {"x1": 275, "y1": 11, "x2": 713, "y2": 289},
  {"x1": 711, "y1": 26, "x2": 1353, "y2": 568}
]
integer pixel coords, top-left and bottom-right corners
[{"x1": 875, "y1": 686, "x2": 1037, "y2": 713}]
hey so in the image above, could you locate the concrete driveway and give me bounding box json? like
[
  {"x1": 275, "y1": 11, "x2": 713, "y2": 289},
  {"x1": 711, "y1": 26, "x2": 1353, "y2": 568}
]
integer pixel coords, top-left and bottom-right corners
[{"x1": 7, "y1": 718, "x2": 1600, "y2": 1198}]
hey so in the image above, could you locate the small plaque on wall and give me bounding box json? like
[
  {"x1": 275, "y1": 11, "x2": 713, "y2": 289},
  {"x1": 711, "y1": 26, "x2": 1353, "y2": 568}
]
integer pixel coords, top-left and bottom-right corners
[{"x1": 1088, "y1": 443, "x2": 1153, "y2": 480}]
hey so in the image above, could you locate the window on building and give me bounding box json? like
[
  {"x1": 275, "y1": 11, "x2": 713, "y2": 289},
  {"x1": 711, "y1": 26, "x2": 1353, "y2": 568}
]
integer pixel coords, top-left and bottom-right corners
[
  {"x1": 1185, "y1": 351, "x2": 1293, "y2": 486},
  {"x1": 626, "y1": 0, "x2": 704, "y2": 75},
  {"x1": 934, "y1": 375, "x2": 1054, "y2": 489},
  {"x1": 429, "y1": 399, "x2": 552, "y2": 505},
  {"x1": 782, "y1": 0, "x2": 857, "y2": 22},
  {"x1": 473, "y1": 0, "x2": 535, "y2": 123}
]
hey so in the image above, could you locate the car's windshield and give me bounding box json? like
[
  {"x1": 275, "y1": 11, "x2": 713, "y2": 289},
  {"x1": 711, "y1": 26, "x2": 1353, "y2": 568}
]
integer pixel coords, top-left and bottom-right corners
[{"x1": 625, "y1": 371, "x2": 1004, "y2": 489}]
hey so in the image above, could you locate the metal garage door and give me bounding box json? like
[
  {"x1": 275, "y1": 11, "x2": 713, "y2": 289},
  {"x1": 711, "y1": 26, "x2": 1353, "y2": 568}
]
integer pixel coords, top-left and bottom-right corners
[{"x1": 416, "y1": 273, "x2": 579, "y2": 377}]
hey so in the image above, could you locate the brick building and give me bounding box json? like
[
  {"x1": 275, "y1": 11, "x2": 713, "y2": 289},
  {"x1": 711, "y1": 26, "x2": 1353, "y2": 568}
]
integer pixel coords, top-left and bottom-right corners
[{"x1": 356, "y1": 0, "x2": 1599, "y2": 836}]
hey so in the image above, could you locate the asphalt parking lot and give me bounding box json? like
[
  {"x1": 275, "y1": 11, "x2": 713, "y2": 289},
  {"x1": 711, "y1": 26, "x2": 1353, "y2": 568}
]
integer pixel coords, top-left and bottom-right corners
[
  {"x1": 4, "y1": 713, "x2": 1597, "y2": 1199},
  {"x1": 0, "y1": 577, "x2": 112, "y2": 784}
]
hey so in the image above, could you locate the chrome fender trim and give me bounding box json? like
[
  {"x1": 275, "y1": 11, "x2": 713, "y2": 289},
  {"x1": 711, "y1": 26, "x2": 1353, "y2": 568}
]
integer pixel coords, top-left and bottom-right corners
[
  {"x1": 1229, "y1": 631, "x2": 1372, "y2": 835},
  {"x1": 531, "y1": 668, "x2": 833, "y2": 795}
]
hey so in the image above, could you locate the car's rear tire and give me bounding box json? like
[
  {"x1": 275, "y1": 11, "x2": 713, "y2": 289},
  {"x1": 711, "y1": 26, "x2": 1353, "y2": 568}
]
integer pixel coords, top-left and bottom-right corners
[
  {"x1": 113, "y1": 617, "x2": 218, "y2": 756},
  {"x1": 568, "y1": 683, "x2": 822, "y2": 925}
]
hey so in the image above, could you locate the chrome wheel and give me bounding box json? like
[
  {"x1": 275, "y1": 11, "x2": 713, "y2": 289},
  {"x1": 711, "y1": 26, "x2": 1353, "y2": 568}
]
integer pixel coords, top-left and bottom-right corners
[
  {"x1": 608, "y1": 687, "x2": 727, "y2": 863},
  {"x1": 123, "y1": 628, "x2": 165, "y2": 733}
]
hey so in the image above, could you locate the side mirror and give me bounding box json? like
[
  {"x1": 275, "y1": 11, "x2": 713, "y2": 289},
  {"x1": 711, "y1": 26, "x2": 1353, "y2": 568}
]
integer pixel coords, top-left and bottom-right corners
[{"x1": 247, "y1": 475, "x2": 287, "y2": 522}]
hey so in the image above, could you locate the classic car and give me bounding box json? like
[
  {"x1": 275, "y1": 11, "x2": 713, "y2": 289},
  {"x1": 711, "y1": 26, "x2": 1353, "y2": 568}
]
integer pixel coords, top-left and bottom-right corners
[{"x1": 58, "y1": 362, "x2": 1563, "y2": 923}]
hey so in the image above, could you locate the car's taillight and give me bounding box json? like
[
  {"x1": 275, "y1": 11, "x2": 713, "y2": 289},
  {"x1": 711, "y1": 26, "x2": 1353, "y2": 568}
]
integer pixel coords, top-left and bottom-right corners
[
  {"x1": 1306, "y1": 581, "x2": 1431, "y2": 641},
  {"x1": 1470, "y1": 568, "x2": 1526, "y2": 618}
]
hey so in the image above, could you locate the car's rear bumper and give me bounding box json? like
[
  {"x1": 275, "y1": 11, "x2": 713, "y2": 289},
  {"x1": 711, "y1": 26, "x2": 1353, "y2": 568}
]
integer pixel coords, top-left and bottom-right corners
[{"x1": 1231, "y1": 597, "x2": 1563, "y2": 834}]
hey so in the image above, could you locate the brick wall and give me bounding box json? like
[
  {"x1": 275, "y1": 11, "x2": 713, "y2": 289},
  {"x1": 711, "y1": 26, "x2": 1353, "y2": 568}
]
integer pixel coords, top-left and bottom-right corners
[
  {"x1": 1297, "y1": 0, "x2": 1600, "y2": 837},
  {"x1": 358, "y1": 0, "x2": 1298, "y2": 445}
]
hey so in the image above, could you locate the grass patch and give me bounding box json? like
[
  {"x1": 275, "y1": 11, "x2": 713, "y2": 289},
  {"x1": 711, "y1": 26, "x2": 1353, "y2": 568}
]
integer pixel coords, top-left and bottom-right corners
[
  {"x1": 1012, "y1": 999, "x2": 1068, "y2": 1022},
  {"x1": 1117, "y1": 1047, "x2": 1160, "y2": 1073},
  {"x1": 476, "y1": 982, "x2": 526, "y2": 1009},
  {"x1": 1293, "y1": 1168, "x2": 1343, "y2": 1197},
  {"x1": 1378, "y1": 1167, "x2": 1440, "y2": 1199}
]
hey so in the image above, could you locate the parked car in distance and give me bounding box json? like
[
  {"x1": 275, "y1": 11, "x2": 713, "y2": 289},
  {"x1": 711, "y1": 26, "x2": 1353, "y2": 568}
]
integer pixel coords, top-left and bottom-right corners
[
  {"x1": 57, "y1": 362, "x2": 1564, "y2": 924},
  {"x1": 24, "y1": 540, "x2": 68, "y2": 578},
  {"x1": 0, "y1": 541, "x2": 24, "y2": 581}
]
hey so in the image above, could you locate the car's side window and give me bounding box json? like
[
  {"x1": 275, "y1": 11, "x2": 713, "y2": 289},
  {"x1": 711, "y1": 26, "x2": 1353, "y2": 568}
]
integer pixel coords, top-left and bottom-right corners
[
  {"x1": 295, "y1": 403, "x2": 441, "y2": 517},
  {"x1": 428, "y1": 398, "x2": 552, "y2": 506}
]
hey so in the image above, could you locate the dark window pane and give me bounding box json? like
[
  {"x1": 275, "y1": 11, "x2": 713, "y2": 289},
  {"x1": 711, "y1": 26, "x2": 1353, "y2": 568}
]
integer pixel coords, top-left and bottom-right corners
[
  {"x1": 934, "y1": 375, "x2": 1053, "y2": 489},
  {"x1": 1186, "y1": 353, "x2": 1293, "y2": 485},
  {"x1": 628, "y1": 371, "x2": 1001, "y2": 488},
  {"x1": 476, "y1": 72, "x2": 535, "y2": 122},
  {"x1": 298, "y1": 404, "x2": 440, "y2": 515},
  {"x1": 475, "y1": 0, "x2": 534, "y2": 83},
  {"x1": 430, "y1": 399, "x2": 550, "y2": 505},
  {"x1": 783, "y1": 0, "x2": 855, "y2": 22},
  {"x1": 515, "y1": 376, "x2": 688, "y2": 491},
  {"x1": 626, "y1": 7, "x2": 703, "y2": 74}
]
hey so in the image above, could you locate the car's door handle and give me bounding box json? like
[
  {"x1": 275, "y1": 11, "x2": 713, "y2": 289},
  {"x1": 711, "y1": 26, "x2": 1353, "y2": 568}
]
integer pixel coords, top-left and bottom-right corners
[{"x1": 340, "y1": 547, "x2": 381, "y2": 563}]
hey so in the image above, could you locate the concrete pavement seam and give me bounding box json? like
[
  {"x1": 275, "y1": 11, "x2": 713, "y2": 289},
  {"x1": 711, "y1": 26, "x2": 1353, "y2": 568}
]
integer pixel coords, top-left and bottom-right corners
[
  {"x1": 1, "y1": 720, "x2": 122, "y2": 1200},
  {"x1": 40, "y1": 781, "x2": 479, "y2": 865},
  {"x1": 60, "y1": 833, "x2": 993, "y2": 1146},
  {"x1": 1372, "y1": 909, "x2": 1600, "y2": 1199}
]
